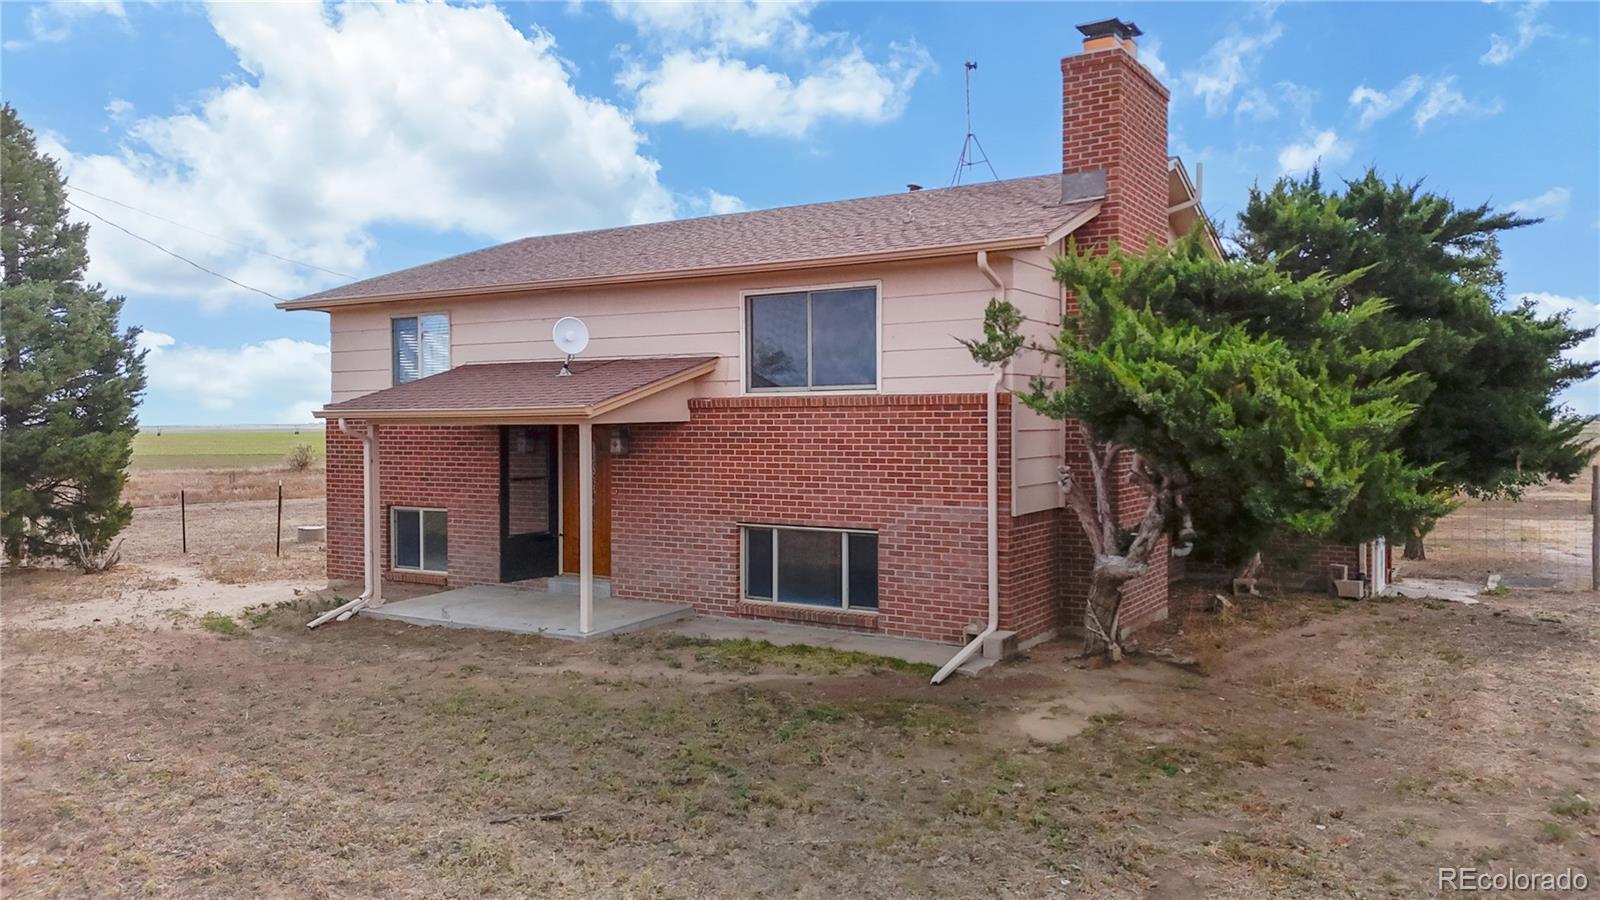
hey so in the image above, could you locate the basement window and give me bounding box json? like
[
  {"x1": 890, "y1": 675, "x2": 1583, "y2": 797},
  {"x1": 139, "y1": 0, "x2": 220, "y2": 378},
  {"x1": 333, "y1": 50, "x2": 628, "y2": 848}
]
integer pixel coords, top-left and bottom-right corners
[
  {"x1": 741, "y1": 525, "x2": 878, "y2": 611},
  {"x1": 392, "y1": 313, "x2": 450, "y2": 384},
  {"x1": 746, "y1": 286, "x2": 877, "y2": 390},
  {"x1": 392, "y1": 507, "x2": 448, "y2": 574}
]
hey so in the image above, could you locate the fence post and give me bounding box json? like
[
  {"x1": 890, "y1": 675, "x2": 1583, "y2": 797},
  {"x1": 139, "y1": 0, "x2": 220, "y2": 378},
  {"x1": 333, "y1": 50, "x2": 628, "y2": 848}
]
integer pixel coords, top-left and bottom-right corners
[
  {"x1": 276, "y1": 480, "x2": 283, "y2": 558},
  {"x1": 1590, "y1": 465, "x2": 1597, "y2": 591},
  {"x1": 180, "y1": 489, "x2": 187, "y2": 554}
]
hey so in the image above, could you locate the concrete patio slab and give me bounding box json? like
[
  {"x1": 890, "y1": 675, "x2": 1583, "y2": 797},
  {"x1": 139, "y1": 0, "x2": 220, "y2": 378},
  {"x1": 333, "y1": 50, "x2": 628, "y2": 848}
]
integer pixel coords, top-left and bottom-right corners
[
  {"x1": 362, "y1": 584, "x2": 692, "y2": 640},
  {"x1": 1383, "y1": 578, "x2": 1482, "y2": 605},
  {"x1": 661, "y1": 616, "x2": 996, "y2": 675}
]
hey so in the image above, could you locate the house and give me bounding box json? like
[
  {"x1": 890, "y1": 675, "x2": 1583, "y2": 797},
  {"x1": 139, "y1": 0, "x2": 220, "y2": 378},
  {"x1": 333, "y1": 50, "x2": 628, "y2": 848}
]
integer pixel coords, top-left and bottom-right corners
[{"x1": 280, "y1": 19, "x2": 1213, "y2": 664}]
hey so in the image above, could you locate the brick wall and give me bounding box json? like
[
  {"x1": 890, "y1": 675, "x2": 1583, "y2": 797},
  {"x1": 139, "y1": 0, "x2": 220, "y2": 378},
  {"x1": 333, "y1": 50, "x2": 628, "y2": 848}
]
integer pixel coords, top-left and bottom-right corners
[
  {"x1": 1056, "y1": 39, "x2": 1175, "y2": 635},
  {"x1": 326, "y1": 422, "x2": 500, "y2": 587},
  {"x1": 323, "y1": 397, "x2": 1169, "y2": 645},
  {"x1": 611, "y1": 394, "x2": 1009, "y2": 643},
  {"x1": 1060, "y1": 43, "x2": 1171, "y2": 256}
]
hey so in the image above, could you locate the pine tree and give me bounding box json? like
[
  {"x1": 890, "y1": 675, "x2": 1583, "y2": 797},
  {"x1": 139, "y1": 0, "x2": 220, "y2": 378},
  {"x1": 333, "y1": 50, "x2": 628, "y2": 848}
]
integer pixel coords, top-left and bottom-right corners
[
  {"x1": 966, "y1": 237, "x2": 1425, "y2": 656},
  {"x1": 1, "y1": 104, "x2": 146, "y2": 566},
  {"x1": 1237, "y1": 169, "x2": 1596, "y2": 558}
]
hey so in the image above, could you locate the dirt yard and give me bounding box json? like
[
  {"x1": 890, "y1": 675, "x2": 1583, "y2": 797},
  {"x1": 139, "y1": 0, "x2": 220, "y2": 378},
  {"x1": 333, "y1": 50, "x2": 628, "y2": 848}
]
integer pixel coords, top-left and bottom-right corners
[{"x1": 3, "y1": 495, "x2": 1597, "y2": 896}]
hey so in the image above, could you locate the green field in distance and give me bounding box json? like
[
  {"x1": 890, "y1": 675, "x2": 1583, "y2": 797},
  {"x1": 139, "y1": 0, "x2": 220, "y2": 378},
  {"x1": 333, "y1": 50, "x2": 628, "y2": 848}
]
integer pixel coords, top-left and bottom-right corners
[{"x1": 130, "y1": 429, "x2": 326, "y2": 470}]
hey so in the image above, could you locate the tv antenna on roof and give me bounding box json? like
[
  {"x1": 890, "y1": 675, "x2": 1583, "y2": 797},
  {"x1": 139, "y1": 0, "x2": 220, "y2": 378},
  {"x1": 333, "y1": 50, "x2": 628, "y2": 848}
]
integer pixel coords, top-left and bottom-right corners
[
  {"x1": 552, "y1": 316, "x2": 589, "y2": 377},
  {"x1": 949, "y1": 60, "x2": 999, "y2": 187}
]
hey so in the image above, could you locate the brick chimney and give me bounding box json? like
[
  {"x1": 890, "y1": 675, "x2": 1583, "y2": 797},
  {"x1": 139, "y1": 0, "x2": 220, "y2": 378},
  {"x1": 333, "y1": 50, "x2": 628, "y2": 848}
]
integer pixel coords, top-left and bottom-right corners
[{"x1": 1060, "y1": 18, "x2": 1171, "y2": 250}]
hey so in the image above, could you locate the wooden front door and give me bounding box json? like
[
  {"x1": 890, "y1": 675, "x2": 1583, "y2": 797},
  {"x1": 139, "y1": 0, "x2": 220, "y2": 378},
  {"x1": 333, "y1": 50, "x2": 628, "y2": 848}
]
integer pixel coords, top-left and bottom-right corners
[{"x1": 560, "y1": 425, "x2": 612, "y2": 577}]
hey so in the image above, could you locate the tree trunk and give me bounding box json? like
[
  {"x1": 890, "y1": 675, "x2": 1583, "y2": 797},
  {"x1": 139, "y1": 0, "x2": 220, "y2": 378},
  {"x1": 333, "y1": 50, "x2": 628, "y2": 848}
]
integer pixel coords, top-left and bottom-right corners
[
  {"x1": 1403, "y1": 532, "x2": 1426, "y2": 561},
  {"x1": 1083, "y1": 574, "x2": 1125, "y2": 659}
]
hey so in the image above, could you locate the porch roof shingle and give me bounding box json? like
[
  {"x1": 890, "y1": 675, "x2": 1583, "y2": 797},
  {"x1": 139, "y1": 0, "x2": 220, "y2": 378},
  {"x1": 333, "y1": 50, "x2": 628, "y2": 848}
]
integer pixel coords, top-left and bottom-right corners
[
  {"x1": 283, "y1": 174, "x2": 1100, "y2": 309},
  {"x1": 316, "y1": 356, "x2": 718, "y2": 421}
]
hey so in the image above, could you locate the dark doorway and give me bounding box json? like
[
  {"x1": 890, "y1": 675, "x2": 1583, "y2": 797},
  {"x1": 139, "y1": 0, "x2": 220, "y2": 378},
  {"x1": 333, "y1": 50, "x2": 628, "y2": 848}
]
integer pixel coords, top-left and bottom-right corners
[{"x1": 500, "y1": 425, "x2": 559, "y2": 582}]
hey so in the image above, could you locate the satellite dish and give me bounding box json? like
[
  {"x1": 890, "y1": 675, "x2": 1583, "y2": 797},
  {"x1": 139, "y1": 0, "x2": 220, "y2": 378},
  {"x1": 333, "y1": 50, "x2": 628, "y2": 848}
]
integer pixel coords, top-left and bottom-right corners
[
  {"x1": 552, "y1": 316, "x2": 589, "y2": 376},
  {"x1": 552, "y1": 316, "x2": 590, "y2": 355}
]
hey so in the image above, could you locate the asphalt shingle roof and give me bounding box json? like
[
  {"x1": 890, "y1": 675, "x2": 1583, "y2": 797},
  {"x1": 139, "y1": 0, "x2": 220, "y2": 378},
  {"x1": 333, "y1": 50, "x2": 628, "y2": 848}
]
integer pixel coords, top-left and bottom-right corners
[
  {"x1": 291, "y1": 174, "x2": 1095, "y2": 306},
  {"x1": 318, "y1": 356, "x2": 719, "y2": 418}
]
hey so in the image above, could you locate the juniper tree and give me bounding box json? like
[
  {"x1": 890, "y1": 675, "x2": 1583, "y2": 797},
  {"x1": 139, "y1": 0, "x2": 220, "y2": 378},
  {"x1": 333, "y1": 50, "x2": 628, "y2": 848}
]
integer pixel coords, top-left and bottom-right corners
[
  {"x1": 1, "y1": 104, "x2": 146, "y2": 566},
  {"x1": 965, "y1": 237, "x2": 1425, "y2": 657},
  {"x1": 1237, "y1": 169, "x2": 1596, "y2": 559}
]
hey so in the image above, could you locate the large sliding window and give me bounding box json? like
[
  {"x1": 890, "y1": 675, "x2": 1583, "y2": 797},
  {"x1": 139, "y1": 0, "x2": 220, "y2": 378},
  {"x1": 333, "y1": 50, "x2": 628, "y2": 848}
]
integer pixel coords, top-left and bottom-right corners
[
  {"x1": 392, "y1": 507, "x2": 448, "y2": 574},
  {"x1": 746, "y1": 286, "x2": 877, "y2": 390},
  {"x1": 742, "y1": 525, "x2": 878, "y2": 610},
  {"x1": 392, "y1": 313, "x2": 449, "y2": 384}
]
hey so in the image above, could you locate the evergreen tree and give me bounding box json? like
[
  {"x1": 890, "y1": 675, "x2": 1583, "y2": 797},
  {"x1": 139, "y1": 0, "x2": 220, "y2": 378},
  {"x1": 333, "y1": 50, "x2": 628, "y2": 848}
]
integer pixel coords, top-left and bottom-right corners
[
  {"x1": 1, "y1": 104, "x2": 146, "y2": 565},
  {"x1": 966, "y1": 238, "x2": 1425, "y2": 656},
  {"x1": 1237, "y1": 169, "x2": 1596, "y2": 558}
]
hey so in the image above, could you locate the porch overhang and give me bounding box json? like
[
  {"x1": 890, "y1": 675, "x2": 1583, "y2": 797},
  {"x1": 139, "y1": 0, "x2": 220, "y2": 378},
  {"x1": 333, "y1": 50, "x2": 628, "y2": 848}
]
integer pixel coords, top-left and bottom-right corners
[{"x1": 313, "y1": 355, "x2": 718, "y2": 425}]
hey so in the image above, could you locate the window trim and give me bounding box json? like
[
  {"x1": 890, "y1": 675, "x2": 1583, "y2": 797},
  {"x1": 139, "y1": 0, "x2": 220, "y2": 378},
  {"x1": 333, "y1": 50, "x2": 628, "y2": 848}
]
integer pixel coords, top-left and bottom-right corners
[
  {"x1": 391, "y1": 506, "x2": 449, "y2": 574},
  {"x1": 389, "y1": 310, "x2": 452, "y2": 386},
  {"x1": 738, "y1": 280, "x2": 882, "y2": 395},
  {"x1": 738, "y1": 522, "x2": 879, "y2": 613}
]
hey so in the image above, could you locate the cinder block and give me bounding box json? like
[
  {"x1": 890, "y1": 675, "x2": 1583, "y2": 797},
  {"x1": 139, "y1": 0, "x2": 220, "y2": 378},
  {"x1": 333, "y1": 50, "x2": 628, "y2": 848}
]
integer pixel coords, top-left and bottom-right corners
[{"x1": 981, "y1": 630, "x2": 1019, "y2": 660}]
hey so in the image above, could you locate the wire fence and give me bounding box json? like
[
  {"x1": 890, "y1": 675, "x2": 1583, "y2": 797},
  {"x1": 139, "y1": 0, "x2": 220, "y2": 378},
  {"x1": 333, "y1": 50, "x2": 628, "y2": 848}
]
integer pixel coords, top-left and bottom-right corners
[{"x1": 1399, "y1": 466, "x2": 1596, "y2": 591}]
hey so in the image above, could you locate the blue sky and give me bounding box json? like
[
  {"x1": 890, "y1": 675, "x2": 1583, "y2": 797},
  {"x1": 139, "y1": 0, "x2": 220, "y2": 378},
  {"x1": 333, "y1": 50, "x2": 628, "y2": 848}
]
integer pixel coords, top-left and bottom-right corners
[{"x1": 3, "y1": 0, "x2": 1596, "y2": 424}]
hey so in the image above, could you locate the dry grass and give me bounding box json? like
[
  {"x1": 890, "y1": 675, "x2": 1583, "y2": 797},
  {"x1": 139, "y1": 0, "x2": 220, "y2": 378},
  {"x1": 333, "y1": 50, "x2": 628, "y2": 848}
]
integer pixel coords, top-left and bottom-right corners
[
  {"x1": 4, "y1": 484, "x2": 1598, "y2": 897},
  {"x1": 122, "y1": 465, "x2": 324, "y2": 509},
  {"x1": 4, "y1": 578, "x2": 1597, "y2": 897}
]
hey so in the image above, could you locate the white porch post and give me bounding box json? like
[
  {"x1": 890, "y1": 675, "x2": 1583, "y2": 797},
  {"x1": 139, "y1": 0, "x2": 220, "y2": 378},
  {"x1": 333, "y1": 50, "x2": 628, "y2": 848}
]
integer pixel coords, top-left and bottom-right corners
[{"x1": 578, "y1": 421, "x2": 594, "y2": 634}]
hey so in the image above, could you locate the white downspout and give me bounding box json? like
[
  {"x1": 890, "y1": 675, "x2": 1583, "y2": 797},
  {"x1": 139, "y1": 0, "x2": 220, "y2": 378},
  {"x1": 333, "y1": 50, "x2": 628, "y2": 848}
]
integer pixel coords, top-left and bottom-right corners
[
  {"x1": 309, "y1": 418, "x2": 381, "y2": 628},
  {"x1": 932, "y1": 252, "x2": 1006, "y2": 684}
]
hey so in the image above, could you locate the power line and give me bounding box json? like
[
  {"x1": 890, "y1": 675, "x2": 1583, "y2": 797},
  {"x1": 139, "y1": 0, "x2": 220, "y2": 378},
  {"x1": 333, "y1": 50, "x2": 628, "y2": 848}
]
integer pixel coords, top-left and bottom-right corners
[
  {"x1": 64, "y1": 198, "x2": 288, "y2": 303},
  {"x1": 66, "y1": 185, "x2": 354, "y2": 279}
]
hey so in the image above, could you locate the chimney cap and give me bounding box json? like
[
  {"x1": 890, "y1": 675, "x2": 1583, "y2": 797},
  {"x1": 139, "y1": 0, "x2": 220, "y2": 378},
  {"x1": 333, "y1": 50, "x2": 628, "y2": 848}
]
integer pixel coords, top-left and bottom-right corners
[{"x1": 1076, "y1": 18, "x2": 1142, "y2": 42}]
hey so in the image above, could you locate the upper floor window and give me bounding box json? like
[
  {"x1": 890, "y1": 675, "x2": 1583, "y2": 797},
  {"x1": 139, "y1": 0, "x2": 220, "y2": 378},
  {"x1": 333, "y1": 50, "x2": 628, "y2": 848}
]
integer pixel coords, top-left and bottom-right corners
[
  {"x1": 746, "y1": 286, "x2": 876, "y2": 391},
  {"x1": 392, "y1": 313, "x2": 449, "y2": 384}
]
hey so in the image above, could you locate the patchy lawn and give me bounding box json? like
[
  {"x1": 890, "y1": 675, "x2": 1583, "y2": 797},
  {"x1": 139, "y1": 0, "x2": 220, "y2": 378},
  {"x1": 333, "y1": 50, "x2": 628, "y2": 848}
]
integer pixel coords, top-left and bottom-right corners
[{"x1": 3, "y1": 574, "x2": 1596, "y2": 897}]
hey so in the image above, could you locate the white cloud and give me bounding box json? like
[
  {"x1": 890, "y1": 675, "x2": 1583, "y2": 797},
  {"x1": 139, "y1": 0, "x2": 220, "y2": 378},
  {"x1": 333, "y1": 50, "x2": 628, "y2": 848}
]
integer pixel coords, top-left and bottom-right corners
[
  {"x1": 135, "y1": 330, "x2": 176, "y2": 354},
  {"x1": 1235, "y1": 80, "x2": 1315, "y2": 123},
  {"x1": 141, "y1": 333, "x2": 331, "y2": 423},
  {"x1": 4, "y1": 0, "x2": 124, "y2": 49},
  {"x1": 1509, "y1": 186, "x2": 1572, "y2": 221},
  {"x1": 1138, "y1": 36, "x2": 1170, "y2": 84},
  {"x1": 1349, "y1": 74, "x2": 1499, "y2": 131},
  {"x1": 706, "y1": 190, "x2": 746, "y2": 215},
  {"x1": 1182, "y1": 8, "x2": 1284, "y2": 117},
  {"x1": 611, "y1": 1, "x2": 928, "y2": 138},
  {"x1": 607, "y1": 0, "x2": 816, "y2": 51},
  {"x1": 104, "y1": 98, "x2": 135, "y2": 124},
  {"x1": 1412, "y1": 77, "x2": 1501, "y2": 130},
  {"x1": 1349, "y1": 75, "x2": 1425, "y2": 128},
  {"x1": 50, "y1": 2, "x2": 678, "y2": 311},
  {"x1": 1482, "y1": 0, "x2": 1550, "y2": 65},
  {"x1": 1277, "y1": 129, "x2": 1351, "y2": 176},
  {"x1": 623, "y1": 43, "x2": 930, "y2": 138}
]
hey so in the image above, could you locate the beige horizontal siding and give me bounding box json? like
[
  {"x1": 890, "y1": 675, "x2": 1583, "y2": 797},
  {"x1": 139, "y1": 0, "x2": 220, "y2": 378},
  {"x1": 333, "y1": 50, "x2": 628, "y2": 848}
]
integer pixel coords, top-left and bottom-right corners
[
  {"x1": 327, "y1": 255, "x2": 1000, "y2": 403},
  {"x1": 1002, "y1": 247, "x2": 1067, "y2": 516},
  {"x1": 320, "y1": 247, "x2": 1074, "y2": 518}
]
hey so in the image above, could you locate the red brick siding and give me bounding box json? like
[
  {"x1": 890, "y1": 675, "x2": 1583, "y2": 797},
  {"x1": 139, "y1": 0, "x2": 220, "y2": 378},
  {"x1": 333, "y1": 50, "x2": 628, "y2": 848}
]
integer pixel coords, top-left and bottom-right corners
[
  {"x1": 1000, "y1": 509, "x2": 1061, "y2": 642},
  {"x1": 326, "y1": 423, "x2": 500, "y2": 587},
  {"x1": 1265, "y1": 536, "x2": 1362, "y2": 592},
  {"x1": 1060, "y1": 46, "x2": 1171, "y2": 258},
  {"x1": 1056, "y1": 43, "x2": 1174, "y2": 633},
  {"x1": 611, "y1": 394, "x2": 1007, "y2": 643}
]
